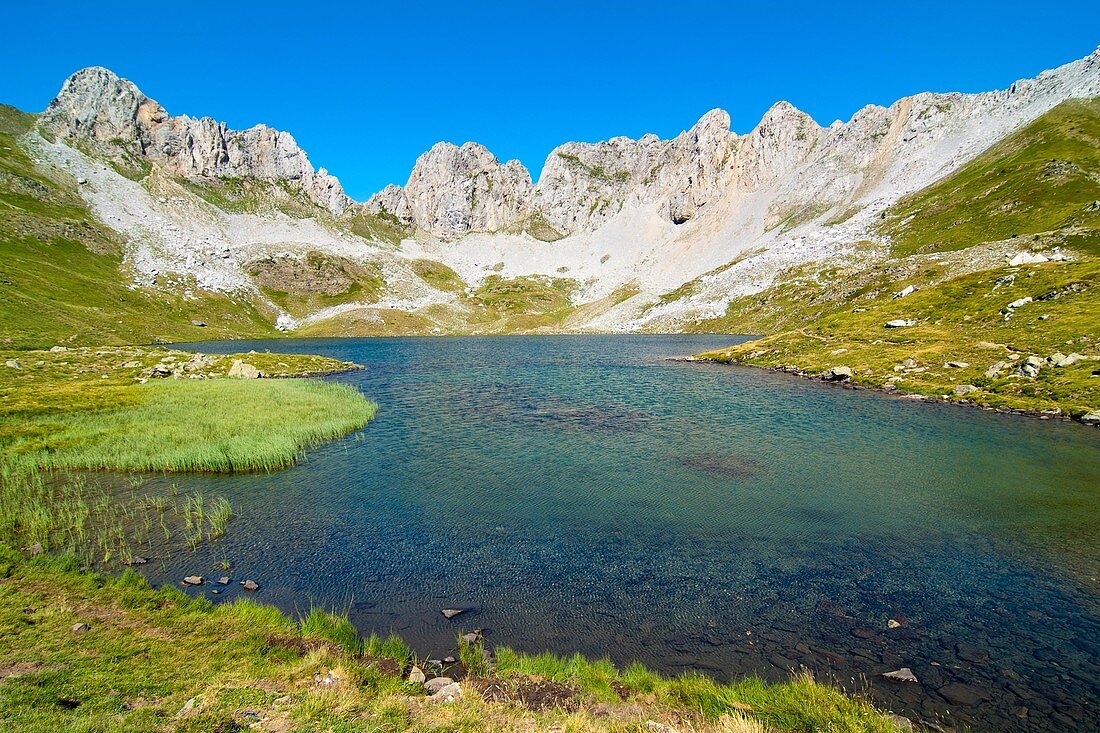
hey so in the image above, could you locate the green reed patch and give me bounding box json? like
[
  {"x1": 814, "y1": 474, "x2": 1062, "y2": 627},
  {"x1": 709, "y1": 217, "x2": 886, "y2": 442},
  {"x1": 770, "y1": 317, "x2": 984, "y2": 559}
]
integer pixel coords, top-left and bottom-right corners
[{"x1": 4, "y1": 378, "x2": 376, "y2": 473}]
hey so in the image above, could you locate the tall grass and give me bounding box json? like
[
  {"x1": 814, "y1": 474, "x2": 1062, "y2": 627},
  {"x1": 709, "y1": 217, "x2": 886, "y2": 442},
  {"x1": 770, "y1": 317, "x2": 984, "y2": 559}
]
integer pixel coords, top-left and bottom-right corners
[
  {"x1": 299, "y1": 606, "x2": 413, "y2": 665},
  {"x1": 208, "y1": 497, "x2": 233, "y2": 538},
  {"x1": 0, "y1": 458, "x2": 234, "y2": 565},
  {"x1": 3, "y1": 379, "x2": 376, "y2": 473}
]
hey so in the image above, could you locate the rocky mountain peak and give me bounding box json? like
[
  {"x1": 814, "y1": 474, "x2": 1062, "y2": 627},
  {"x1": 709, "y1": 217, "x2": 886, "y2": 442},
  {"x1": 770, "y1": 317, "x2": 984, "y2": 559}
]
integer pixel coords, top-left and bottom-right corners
[
  {"x1": 387, "y1": 140, "x2": 535, "y2": 241},
  {"x1": 42, "y1": 66, "x2": 165, "y2": 149},
  {"x1": 40, "y1": 67, "x2": 350, "y2": 215}
]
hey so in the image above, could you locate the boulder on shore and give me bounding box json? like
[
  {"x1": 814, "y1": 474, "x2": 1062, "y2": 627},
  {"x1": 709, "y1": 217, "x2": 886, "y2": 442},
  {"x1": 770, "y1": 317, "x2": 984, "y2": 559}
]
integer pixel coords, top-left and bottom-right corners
[
  {"x1": 822, "y1": 366, "x2": 853, "y2": 382},
  {"x1": 228, "y1": 360, "x2": 263, "y2": 379}
]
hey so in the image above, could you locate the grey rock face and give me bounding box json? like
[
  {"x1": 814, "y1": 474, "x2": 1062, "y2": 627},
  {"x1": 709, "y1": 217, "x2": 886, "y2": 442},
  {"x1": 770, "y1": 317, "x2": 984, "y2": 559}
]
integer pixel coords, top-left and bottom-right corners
[
  {"x1": 40, "y1": 67, "x2": 350, "y2": 215},
  {"x1": 367, "y1": 46, "x2": 1100, "y2": 244}
]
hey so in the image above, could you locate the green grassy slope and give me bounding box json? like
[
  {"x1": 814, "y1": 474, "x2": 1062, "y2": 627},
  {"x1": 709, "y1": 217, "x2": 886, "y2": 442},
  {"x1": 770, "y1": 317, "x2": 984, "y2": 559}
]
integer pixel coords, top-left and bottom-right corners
[
  {"x1": 0, "y1": 105, "x2": 279, "y2": 349},
  {"x1": 696, "y1": 99, "x2": 1100, "y2": 419},
  {"x1": 884, "y1": 98, "x2": 1100, "y2": 257}
]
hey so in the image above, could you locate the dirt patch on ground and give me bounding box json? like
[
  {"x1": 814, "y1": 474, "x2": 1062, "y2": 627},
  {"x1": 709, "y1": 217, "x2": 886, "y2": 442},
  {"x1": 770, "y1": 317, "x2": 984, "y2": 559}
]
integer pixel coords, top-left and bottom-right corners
[
  {"x1": 0, "y1": 661, "x2": 45, "y2": 683},
  {"x1": 472, "y1": 675, "x2": 581, "y2": 712}
]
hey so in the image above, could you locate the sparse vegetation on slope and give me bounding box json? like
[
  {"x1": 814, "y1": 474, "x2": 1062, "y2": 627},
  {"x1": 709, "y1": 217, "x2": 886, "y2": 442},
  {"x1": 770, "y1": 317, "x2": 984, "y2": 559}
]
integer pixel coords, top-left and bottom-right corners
[
  {"x1": 696, "y1": 100, "x2": 1100, "y2": 421},
  {"x1": 884, "y1": 98, "x2": 1100, "y2": 257},
  {"x1": 0, "y1": 106, "x2": 278, "y2": 349}
]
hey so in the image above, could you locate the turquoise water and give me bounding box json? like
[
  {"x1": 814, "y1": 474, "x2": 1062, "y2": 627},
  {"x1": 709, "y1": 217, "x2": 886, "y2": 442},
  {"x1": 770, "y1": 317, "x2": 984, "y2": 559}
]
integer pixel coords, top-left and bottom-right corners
[{"x1": 145, "y1": 335, "x2": 1100, "y2": 731}]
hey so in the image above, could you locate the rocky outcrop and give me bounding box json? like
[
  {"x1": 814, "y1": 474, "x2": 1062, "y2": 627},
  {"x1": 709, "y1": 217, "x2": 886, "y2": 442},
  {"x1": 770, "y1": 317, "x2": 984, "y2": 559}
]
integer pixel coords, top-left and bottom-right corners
[
  {"x1": 369, "y1": 142, "x2": 535, "y2": 240},
  {"x1": 368, "y1": 46, "x2": 1100, "y2": 242},
  {"x1": 40, "y1": 67, "x2": 350, "y2": 215}
]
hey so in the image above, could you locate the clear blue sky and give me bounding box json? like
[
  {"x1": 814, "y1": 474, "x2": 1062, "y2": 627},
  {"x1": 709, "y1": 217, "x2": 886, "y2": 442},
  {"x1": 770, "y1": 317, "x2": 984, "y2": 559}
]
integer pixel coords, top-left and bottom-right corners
[{"x1": 3, "y1": 1, "x2": 1098, "y2": 200}]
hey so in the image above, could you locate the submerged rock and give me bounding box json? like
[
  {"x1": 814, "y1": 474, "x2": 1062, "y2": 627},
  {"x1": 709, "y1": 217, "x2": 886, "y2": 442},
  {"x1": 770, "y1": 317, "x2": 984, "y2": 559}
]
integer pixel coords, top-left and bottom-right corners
[
  {"x1": 441, "y1": 608, "x2": 465, "y2": 620},
  {"x1": 938, "y1": 681, "x2": 989, "y2": 706},
  {"x1": 182, "y1": 576, "x2": 204, "y2": 586},
  {"x1": 240, "y1": 579, "x2": 260, "y2": 591}
]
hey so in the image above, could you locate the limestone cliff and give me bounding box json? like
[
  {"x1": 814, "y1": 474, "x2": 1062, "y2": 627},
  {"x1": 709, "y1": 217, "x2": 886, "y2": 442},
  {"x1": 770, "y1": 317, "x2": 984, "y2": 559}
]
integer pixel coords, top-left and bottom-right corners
[{"x1": 40, "y1": 67, "x2": 350, "y2": 215}]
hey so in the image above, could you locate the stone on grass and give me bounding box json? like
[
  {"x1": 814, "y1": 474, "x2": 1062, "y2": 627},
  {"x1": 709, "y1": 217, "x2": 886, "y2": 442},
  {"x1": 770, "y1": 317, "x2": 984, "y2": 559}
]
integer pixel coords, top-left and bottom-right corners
[
  {"x1": 408, "y1": 666, "x2": 426, "y2": 684},
  {"x1": 1005, "y1": 297, "x2": 1032, "y2": 310},
  {"x1": 953, "y1": 384, "x2": 979, "y2": 396},
  {"x1": 885, "y1": 319, "x2": 916, "y2": 328},
  {"x1": 644, "y1": 722, "x2": 681, "y2": 733},
  {"x1": 429, "y1": 682, "x2": 463, "y2": 703},
  {"x1": 228, "y1": 360, "x2": 263, "y2": 379},
  {"x1": 1017, "y1": 356, "x2": 1043, "y2": 378},
  {"x1": 984, "y1": 361, "x2": 1008, "y2": 378},
  {"x1": 944, "y1": 361, "x2": 970, "y2": 369},
  {"x1": 882, "y1": 667, "x2": 918, "y2": 683},
  {"x1": 892, "y1": 285, "x2": 916, "y2": 299},
  {"x1": 72, "y1": 622, "x2": 91, "y2": 633},
  {"x1": 424, "y1": 677, "x2": 454, "y2": 694},
  {"x1": 4, "y1": 359, "x2": 21, "y2": 369},
  {"x1": 822, "y1": 366, "x2": 853, "y2": 382},
  {"x1": 25, "y1": 542, "x2": 43, "y2": 556},
  {"x1": 1008, "y1": 252, "x2": 1048, "y2": 266}
]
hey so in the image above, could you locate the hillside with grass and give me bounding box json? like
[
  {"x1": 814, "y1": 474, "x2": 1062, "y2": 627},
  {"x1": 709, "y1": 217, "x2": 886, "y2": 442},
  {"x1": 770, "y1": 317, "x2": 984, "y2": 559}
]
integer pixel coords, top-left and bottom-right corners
[
  {"x1": 694, "y1": 99, "x2": 1100, "y2": 423},
  {"x1": 0, "y1": 106, "x2": 283, "y2": 350}
]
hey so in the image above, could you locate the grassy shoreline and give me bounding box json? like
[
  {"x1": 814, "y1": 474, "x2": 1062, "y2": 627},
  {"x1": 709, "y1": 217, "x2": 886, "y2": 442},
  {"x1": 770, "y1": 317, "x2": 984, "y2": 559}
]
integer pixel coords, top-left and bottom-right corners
[{"x1": 0, "y1": 547, "x2": 904, "y2": 732}]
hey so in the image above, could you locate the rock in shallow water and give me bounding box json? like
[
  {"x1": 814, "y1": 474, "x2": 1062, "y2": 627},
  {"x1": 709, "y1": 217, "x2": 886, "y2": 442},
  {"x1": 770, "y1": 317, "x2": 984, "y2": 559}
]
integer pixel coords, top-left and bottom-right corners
[{"x1": 883, "y1": 667, "x2": 919, "y2": 683}]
